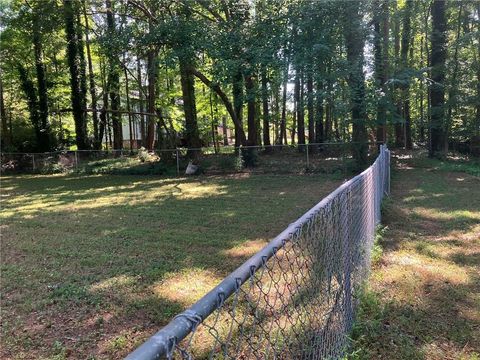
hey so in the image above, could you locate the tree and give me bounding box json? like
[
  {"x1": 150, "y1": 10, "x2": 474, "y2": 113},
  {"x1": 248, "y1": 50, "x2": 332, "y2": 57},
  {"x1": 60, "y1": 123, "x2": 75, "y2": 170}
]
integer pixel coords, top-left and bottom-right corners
[
  {"x1": 429, "y1": 0, "x2": 447, "y2": 157},
  {"x1": 63, "y1": 0, "x2": 88, "y2": 150},
  {"x1": 344, "y1": 1, "x2": 368, "y2": 166},
  {"x1": 105, "y1": 0, "x2": 122, "y2": 150}
]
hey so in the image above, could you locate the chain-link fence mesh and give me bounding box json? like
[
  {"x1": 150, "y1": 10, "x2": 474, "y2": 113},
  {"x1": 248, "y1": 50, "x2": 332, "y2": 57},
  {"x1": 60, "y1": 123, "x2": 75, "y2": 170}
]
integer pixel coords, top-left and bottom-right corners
[
  {"x1": 1, "y1": 142, "x2": 380, "y2": 176},
  {"x1": 126, "y1": 145, "x2": 390, "y2": 360}
]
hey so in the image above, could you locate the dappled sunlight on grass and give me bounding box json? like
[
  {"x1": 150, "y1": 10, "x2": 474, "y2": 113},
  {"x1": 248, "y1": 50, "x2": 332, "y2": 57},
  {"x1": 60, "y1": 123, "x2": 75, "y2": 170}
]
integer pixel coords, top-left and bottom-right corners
[
  {"x1": 222, "y1": 239, "x2": 268, "y2": 259},
  {"x1": 0, "y1": 172, "x2": 341, "y2": 359},
  {"x1": 353, "y1": 155, "x2": 480, "y2": 359},
  {"x1": 0, "y1": 178, "x2": 229, "y2": 218},
  {"x1": 152, "y1": 268, "x2": 222, "y2": 306},
  {"x1": 412, "y1": 206, "x2": 480, "y2": 221}
]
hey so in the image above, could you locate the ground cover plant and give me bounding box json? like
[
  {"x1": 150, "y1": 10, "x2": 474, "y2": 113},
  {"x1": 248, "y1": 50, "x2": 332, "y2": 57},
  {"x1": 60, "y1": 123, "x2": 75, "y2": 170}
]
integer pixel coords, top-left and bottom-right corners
[{"x1": 0, "y1": 172, "x2": 341, "y2": 359}]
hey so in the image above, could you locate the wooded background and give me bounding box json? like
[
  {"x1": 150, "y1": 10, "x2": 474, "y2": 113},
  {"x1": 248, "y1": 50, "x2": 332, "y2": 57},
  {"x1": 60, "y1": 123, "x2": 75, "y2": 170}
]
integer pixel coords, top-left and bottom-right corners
[{"x1": 1, "y1": 0, "x2": 479, "y2": 164}]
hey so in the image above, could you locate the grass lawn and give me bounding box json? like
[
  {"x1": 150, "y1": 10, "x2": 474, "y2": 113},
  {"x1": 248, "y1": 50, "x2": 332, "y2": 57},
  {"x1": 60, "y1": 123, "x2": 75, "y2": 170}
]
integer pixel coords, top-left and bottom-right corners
[
  {"x1": 351, "y1": 154, "x2": 480, "y2": 359},
  {"x1": 0, "y1": 172, "x2": 341, "y2": 359}
]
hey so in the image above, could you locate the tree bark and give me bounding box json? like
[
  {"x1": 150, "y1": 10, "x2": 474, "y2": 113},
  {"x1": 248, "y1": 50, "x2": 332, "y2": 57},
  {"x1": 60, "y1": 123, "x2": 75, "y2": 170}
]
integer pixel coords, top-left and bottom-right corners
[
  {"x1": 0, "y1": 72, "x2": 10, "y2": 149},
  {"x1": 179, "y1": 59, "x2": 201, "y2": 151},
  {"x1": 137, "y1": 56, "x2": 146, "y2": 146},
  {"x1": 296, "y1": 69, "x2": 305, "y2": 148},
  {"x1": 221, "y1": 116, "x2": 228, "y2": 145},
  {"x1": 32, "y1": 13, "x2": 50, "y2": 151},
  {"x1": 245, "y1": 73, "x2": 257, "y2": 146},
  {"x1": 190, "y1": 68, "x2": 247, "y2": 145},
  {"x1": 146, "y1": 46, "x2": 157, "y2": 150},
  {"x1": 64, "y1": 0, "x2": 88, "y2": 150},
  {"x1": 261, "y1": 68, "x2": 271, "y2": 147},
  {"x1": 402, "y1": 0, "x2": 413, "y2": 149},
  {"x1": 315, "y1": 78, "x2": 324, "y2": 143},
  {"x1": 279, "y1": 63, "x2": 288, "y2": 145},
  {"x1": 18, "y1": 65, "x2": 41, "y2": 146},
  {"x1": 307, "y1": 71, "x2": 315, "y2": 145},
  {"x1": 123, "y1": 55, "x2": 134, "y2": 150},
  {"x1": 232, "y1": 70, "x2": 244, "y2": 147},
  {"x1": 106, "y1": 0, "x2": 122, "y2": 150},
  {"x1": 344, "y1": 1, "x2": 368, "y2": 166},
  {"x1": 374, "y1": 0, "x2": 389, "y2": 146},
  {"x1": 429, "y1": 0, "x2": 447, "y2": 157},
  {"x1": 83, "y1": 1, "x2": 100, "y2": 149}
]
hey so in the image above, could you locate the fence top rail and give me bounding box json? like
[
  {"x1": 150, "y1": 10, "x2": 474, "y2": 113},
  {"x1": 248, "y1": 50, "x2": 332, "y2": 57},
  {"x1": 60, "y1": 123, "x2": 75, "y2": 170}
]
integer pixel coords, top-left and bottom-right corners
[
  {"x1": 126, "y1": 145, "x2": 389, "y2": 360},
  {"x1": 1, "y1": 141, "x2": 385, "y2": 156}
]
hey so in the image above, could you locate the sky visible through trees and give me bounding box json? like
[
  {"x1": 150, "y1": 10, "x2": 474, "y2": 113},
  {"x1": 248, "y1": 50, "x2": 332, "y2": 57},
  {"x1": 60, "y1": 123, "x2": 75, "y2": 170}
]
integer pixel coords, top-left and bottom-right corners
[{"x1": 1, "y1": 0, "x2": 479, "y2": 163}]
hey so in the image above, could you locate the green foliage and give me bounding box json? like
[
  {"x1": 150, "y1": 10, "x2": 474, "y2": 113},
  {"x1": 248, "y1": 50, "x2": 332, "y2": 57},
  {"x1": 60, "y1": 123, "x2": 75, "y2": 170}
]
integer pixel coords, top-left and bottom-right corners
[
  {"x1": 1, "y1": 0, "x2": 479, "y2": 154},
  {"x1": 81, "y1": 157, "x2": 168, "y2": 175},
  {"x1": 371, "y1": 225, "x2": 388, "y2": 265}
]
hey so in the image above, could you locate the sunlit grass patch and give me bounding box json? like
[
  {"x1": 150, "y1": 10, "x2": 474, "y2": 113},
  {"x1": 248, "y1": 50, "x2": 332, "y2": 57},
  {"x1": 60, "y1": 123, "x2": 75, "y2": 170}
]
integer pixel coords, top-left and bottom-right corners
[
  {"x1": 350, "y1": 155, "x2": 480, "y2": 359},
  {"x1": 152, "y1": 268, "x2": 222, "y2": 306},
  {"x1": 0, "y1": 172, "x2": 340, "y2": 359}
]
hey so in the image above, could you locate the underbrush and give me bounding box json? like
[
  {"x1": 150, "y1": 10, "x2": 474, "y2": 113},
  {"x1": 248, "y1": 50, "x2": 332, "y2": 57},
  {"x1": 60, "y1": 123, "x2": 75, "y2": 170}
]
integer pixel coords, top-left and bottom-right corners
[{"x1": 79, "y1": 157, "x2": 171, "y2": 175}]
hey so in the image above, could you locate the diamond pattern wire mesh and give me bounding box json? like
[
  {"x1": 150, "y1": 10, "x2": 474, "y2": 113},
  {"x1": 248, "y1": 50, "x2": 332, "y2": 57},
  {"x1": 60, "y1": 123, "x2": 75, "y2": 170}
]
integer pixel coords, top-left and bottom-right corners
[{"x1": 127, "y1": 146, "x2": 390, "y2": 360}]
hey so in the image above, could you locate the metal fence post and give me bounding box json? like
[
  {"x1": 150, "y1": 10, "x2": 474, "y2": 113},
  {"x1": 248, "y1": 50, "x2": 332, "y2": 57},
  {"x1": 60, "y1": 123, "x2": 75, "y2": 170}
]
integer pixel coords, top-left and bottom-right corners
[
  {"x1": 32, "y1": 154, "x2": 35, "y2": 172},
  {"x1": 305, "y1": 143, "x2": 310, "y2": 171},
  {"x1": 176, "y1": 149, "x2": 180, "y2": 176},
  {"x1": 74, "y1": 151, "x2": 78, "y2": 170}
]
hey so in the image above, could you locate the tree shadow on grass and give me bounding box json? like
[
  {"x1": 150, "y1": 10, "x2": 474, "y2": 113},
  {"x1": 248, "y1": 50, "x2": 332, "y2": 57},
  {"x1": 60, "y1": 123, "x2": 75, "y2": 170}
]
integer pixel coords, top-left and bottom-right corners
[
  {"x1": 1, "y1": 173, "x2": 340, "y2": 359},
  {"x1": 366, "y1": 157, "x2": 480, "y2": 359}
]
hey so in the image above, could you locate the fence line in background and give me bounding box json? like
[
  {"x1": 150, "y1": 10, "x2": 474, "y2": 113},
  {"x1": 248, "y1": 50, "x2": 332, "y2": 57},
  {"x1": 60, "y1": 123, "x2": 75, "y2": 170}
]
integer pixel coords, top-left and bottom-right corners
[
  {"x1": 0, "y1": 141, "x2": 381, "y2": 155},
  {"x1": 1, "y1": 142, "x2": 382, "y2": 176},
  {"x1": 126, "y1": 145, "x2": 391, "y2": 360}
]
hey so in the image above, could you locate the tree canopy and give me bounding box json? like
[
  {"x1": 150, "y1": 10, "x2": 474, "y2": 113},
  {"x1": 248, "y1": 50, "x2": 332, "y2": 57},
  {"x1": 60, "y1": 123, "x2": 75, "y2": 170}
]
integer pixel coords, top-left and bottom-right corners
[{"x1": 1, "y1": 0, "x2": 479, "y2": 161}]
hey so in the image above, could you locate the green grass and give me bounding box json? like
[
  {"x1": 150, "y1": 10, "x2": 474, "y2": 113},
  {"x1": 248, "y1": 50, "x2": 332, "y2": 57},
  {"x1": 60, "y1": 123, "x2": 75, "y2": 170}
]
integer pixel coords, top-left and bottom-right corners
[
  {"x1": 349, "y1": 154, "x2": 480, "y2": 359},
  {"x1": 410, "y1": 154, "x2": 480, "y2": 176},
  {"x1": 0, "y1": 172, "x2": 340, "y2": 359}
]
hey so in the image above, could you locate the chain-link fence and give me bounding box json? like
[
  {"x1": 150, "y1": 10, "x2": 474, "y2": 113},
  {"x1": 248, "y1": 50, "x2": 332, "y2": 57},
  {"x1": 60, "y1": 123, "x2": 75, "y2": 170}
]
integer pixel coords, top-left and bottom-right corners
[
  {"x1": 0, "y1": 142, "x2": 380, "y2": 176},
  {"x1": 126, "y1": 145, "x2": 390, "y2": 360}
]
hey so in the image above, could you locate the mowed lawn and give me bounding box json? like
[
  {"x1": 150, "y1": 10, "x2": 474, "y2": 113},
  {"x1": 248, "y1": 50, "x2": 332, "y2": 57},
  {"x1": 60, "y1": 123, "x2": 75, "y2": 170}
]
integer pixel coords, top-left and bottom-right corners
[
  {"x1": 0, "y1": 173, "x2": 340, "y2": 359},
  {"x1": 352, "y1": 155, "x2": 480, "y2": 359}
]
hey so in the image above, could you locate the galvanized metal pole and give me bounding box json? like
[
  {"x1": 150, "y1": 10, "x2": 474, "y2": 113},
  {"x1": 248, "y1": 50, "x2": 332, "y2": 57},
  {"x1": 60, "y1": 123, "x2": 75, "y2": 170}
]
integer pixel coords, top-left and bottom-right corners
[
  {"x1": 176, "y1": 149, "x2": 180, "y2": 176},
  {"x1": 32, "y1": 154, "x2": 35, "y2": 172},
  {"x1": 305, "y1": 143, "x2": 309, "y2": 170}
]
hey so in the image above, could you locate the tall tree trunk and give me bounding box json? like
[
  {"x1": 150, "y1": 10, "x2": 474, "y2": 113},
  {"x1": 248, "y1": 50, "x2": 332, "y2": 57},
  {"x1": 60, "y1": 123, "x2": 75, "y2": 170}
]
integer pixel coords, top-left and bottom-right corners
[
  {"x1": 344, "y1": 1, "x2": 368, "y2": 166},
  {"x1": 221, "y1": 115, "x2": 228, "y2": 145},
  {"x1": 146, "y1": 47, "x2": 157, "y2": 150},
  {"x1": 232, "y1": 70, "x2": 244, "y2": 147},
  {"x1": 296, "y1": 69, "x2": 305, "y2": 148},
  {"x1": 315, "y1": 78, "x2": 324, "y2": 143},
  {"x1": 106, "y1": 0, "x2": 122, "y2": 150},
  {"x1": 374, "y1": 0, "x2": 389, "y2": 146},
  {"x1": 179, "y1": 60, "x2": 201, "y2": 151},
  {"x1": 32, "y1": 14, "x2": 50, "y2": 151},
  {"x1": 99, "y1": 58, "x2": 108, "y2": 148},
  {"x1": 0, "y1": 72, "x2": 10, "y2": 149},
  {"x1": 137, "y1": 56, "x2": 146, "y2": 146},
  {"x1": 476, "y1": 4, "x2": 480, "y2": 137},
  {"x1": 245, "y1": 73, "x2": 257, "y2": 146},
  {"x1": 402, "y1": 0, "x2": 413, "y2": 149},
  {"x1": 261, "y1": 68, "x2": 271, "y2": 147},
  {"x1": 18, "y1": 65, "x2": 41, "y2": 145},
  {"x1": 64, "y1": 0, "x2": 88, "y2": 150},
  {"x1": 83, "y1": 1, "x2": 100, "y2": 149},
  {"x1": 419, "y1": 34, "x2": 426, "y2": 142},
  {"x1": 444, "y1": 4, "x2": 463, "y2": 151},
  {"x1": 123, "y1": 55, "x2": 134, "y2": 150},
  {"x1": 307, "y1": 71, "x2": 315, "y2": 145},
  {"x1": 393, "y1": 1, "x2": 404, "y2": 148},
  {"x1": 279, "y1": 63, "x2": 288, "y2": 145},
  {"x1": 429, "y1": 0, "x2": 447, "y2": 157}
]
